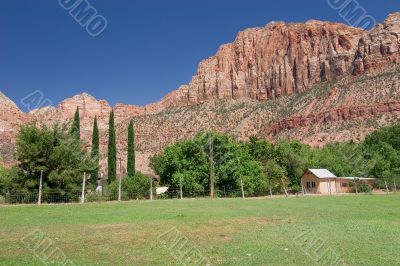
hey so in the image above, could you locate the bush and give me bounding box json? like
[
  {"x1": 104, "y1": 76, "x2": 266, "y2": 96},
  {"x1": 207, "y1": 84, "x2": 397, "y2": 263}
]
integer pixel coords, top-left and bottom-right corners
[
  {"x1": 352, "y1": 183, "x2": 372, "y2": 193},
  {"x1": 108, "y1": 172, "x2": 155, "y2": 201},
  {"x1": 0, "y1": 195, "x2": 5, "y2": 204},
  {"x1": 85, "y1": 193, "x2": 108, "y2": 203}
]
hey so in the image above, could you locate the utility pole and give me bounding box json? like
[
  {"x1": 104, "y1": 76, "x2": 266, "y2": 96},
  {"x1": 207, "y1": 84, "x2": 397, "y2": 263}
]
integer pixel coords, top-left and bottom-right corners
[
  {"x1": 38, "y1": 170, "x2": 43, "y2": 205},
  {"x1": 209, "y1": 133, "x2": 215, "y2": 198},
  {"x1": 81, "y1": 172, "x2": 86, "y2": 204}
]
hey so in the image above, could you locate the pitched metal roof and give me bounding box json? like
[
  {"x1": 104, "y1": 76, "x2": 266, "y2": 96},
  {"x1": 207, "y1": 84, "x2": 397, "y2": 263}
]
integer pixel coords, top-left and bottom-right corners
[{"x1": 307, "y1": 169, "x2": 337, "y2": 179}]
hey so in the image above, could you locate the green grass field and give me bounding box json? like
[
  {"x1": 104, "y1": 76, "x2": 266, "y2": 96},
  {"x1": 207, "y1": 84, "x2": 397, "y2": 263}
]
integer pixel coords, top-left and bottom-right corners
[{"x1": 0, "y1": 195, "x2": 399, "y2": 265}]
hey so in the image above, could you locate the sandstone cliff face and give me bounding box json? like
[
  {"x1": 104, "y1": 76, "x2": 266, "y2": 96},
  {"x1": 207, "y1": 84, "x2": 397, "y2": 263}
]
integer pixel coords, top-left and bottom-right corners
[
  {"x1": 153, "y1": 20, "x2": 365, "y2": 108},
  {"x1": 0, "y1": 93, "x2": 28, "y2": 162},
  {"x1": 354, "y1": 12, "x2": 400, "y2": 74}
]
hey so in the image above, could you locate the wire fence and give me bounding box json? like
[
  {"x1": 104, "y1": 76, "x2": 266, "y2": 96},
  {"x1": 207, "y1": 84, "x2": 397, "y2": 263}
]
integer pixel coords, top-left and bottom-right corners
[
  {"x1": 0, "y1": 186, "x2": 398, "y2": 205},
  {"x1": 0, "y1": 188, "x2": 291, "y2": 205}
]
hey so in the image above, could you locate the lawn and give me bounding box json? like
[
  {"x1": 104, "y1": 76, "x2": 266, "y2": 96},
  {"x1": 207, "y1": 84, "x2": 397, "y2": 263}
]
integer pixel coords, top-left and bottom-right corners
[{"x1": 0, "y1": 195, "x2": 399, "y2": 265}]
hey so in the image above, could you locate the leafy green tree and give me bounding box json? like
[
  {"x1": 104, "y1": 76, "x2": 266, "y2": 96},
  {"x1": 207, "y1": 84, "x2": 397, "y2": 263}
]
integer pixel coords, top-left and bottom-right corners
[
  {"x1": 127, "y1": 120, "x2": 135, "y2": 177},
  {"x1": 247, "y1": 136, "x2": 275, "y2": 163},
  {"x1": 274, "y1": 140, "x2": 311, "y2": 186},
  {"x1": 151, "y1": 132, "x2": 266, "y2": 196},
  {"x1": 107, "y1": 110, "x2": 117, "y2": 183},
  {"x1": 12, "y1": 123, "x2": 94, "y2": 200},
  {"x1": 218, "y1": 143, "x2": 266, "y2": 196},
  {"x1": 70, "y1": 107, "x2": 80, "y2": 140},
  {"x1": 90, "y1": 116, "x2": 100, "y2": 185},
  {"x1": 0, "y1": 162, "x2": 10, "y2": 192},
  {"x1": 264, "y1": 160, "x2": 287, "y2": 195},
  {"x1": 363, "y1": 125, "x2": 400, "y2": 189}
]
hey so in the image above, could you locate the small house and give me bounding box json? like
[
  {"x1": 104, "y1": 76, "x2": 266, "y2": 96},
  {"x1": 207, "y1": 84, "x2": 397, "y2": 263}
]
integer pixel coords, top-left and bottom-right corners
[{"x1": 301, "y1": 169, "x2": 376, "y2": 194}]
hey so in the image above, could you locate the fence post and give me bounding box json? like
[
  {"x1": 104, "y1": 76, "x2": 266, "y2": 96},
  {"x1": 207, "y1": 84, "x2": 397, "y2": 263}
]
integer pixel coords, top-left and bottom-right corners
[
  {"x1": 81, "y1": 172, "x2": 86, "y2": 204},
  {"x1": 38, "y1": 170, "x2": 43, "y2": 205},
  {"x1": 150, "y1": 178, "x2": 153, "y2": 201},
  {"x1": 385, "y1": 180, "x2": 389, "y2": 194},
  {"x1": 394, "y1": 179, "x2": 397, "y2": 192},
  {"x1": 118, "y1": 176, "x2": 122, "y2": 202},
  {"x1": 240, "y1": 176, "x2": 245, "y2": 199},
  {"x1": 179, "y1": 175, "x2": 183, "y2": 200}
]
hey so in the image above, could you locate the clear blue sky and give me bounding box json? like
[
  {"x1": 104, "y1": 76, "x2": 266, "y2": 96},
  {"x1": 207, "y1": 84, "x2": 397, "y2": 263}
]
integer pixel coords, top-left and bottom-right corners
[{"x1": 0, "y1": 0, "x2": 398, "y2": 111}]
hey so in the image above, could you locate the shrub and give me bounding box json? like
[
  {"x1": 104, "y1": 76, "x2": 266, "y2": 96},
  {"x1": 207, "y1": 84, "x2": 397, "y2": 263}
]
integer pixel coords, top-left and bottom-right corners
[
  {"x1": 85, "y1": 193, "x2": 108, "y2": 203},
  {"x1": 352, "y1": 183, "x2": 372, "y2": 193},
  {"x1": 0, "y1": 195, "x2": 5, "y2": 204},
  {"x1": 107, "y1": 172, "x2": 155, "y2": 201}
]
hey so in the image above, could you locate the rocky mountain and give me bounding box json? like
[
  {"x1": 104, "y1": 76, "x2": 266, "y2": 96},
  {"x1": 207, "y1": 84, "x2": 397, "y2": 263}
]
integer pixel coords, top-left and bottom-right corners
[
  {"x1": 1, "y1": 13, "x2": 399, "y2": 174},
  {"x1": 0, "y1": 93, "x2": 29, "y2": 162}
]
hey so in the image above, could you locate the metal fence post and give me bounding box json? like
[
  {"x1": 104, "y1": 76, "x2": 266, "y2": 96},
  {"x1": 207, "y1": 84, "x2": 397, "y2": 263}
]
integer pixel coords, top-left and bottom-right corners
[
  {"x1": 118, "y1": 176, "x2": 122, "y2": 202},
  {"x1": 38, "y1": 170, "x2": 43, "y2": 205},
  {"x1": 81, "y1": 172, "x2": 86, "y2": 204},
  {"x1": 240, "y1": 176, "x2": 245, "y2": 199},
  {"x1": 150, "y1": 178, "x2": 153, "y2": 201}
]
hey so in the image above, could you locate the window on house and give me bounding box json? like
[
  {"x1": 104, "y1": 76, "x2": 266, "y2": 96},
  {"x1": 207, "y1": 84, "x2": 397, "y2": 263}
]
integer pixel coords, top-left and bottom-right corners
[
  {"x1": 306, "y1": 182, "x2": 316, "y2": 188},
  {"x1": 342, "y1": 183, "x2": 348, "y2": 187}
]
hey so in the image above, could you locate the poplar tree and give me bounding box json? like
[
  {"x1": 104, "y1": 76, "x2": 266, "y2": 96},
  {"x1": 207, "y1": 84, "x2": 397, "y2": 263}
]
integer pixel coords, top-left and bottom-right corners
[
  {"x1": 91, "y1": 116, "x2": 100, "y2": 185},
  {"x1": 127, "y1": 120, "x2": 135, "y2": 177},
  {"x1": 107, "y1": 110, "x2": 117, "y2": 182},
  {"x1": 70, "y1": 107, "x2": 80, "y2": 139}
]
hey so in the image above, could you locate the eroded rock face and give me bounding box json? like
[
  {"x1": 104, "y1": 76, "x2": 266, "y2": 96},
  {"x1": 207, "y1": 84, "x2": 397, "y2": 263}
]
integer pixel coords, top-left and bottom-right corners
[
  {"x1": 0, "y1": 93, "x2": 28, "y2": 163},
  {"x1": 353, "y1": 12, "x2": 400, "y2": 74},
  {"x1": 153, "y1": 20, "x2": 365, "y2": 107}
]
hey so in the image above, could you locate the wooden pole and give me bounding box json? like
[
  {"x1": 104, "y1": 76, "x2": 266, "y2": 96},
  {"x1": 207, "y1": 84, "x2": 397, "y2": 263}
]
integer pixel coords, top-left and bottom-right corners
[
  {"x1": 385, "y1": 180, "x2": 389, "y2": 194},
  {"x1": 240, "y1": 176, "x2": 245, "y2": 199},
  {"x1": 394, "y1": 179, "x2": 397, "y2": 193},
  {"x1": 81, "y1": 172, "x2": 86, "y2": 204},
  {"x1": 282, "y1": 179, "x2": 288, "y2": 197},
  {"x1": 329, "y1": 178, "x2": 332, "y2": 195},
  {"x1": 38, "y1": 170, "x2": 43, "y2": 205},
  {"x1": 269, "y1": 176, "x2": 273, "y2": 198},
  {"x1": 118, "y1": 176, "x2": 122, "y2": 202},
  {"x1": 301, "y1": 179, "x2": 305, "y2": 196},
  {"x1": 209, "y1": 134, "x2": 215, "y2": 198},
  {"x1": 150, "y1": 178, "x2": 153, "y2": 201},
  {"x1": 118, "y1": 158, "x2": 122, "y2": 202},
  {"x1": 179, "y1": 175, "x2": 183, "y2": 200}
]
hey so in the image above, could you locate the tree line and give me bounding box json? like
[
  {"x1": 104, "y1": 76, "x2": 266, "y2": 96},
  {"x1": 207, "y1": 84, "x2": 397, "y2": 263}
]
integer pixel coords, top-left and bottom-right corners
[
  {"x1": 150, "y1": 125, "x2": 400, "y2": 197},
  {"x1": 0, "y1": 107, "x2": 151, "y2": 201},
  {"x1": 1, "y1": 105, "x2": 399, "y2": 200}
]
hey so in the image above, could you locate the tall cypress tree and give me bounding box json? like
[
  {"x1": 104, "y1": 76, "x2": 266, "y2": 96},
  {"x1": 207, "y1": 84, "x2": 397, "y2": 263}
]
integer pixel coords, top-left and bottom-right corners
[
  {"x1": 127, "y1": 120, "x2": 135, "y2": 177},
  {"x1": 70, "y1": 107, "x2": 80, "y2": 139},
  {"x1": 91, "y1": 116, "x2": 100, "y2": 185},
  {"x1": 107, "y1": 110, "x2": 117, "y2": 183}
]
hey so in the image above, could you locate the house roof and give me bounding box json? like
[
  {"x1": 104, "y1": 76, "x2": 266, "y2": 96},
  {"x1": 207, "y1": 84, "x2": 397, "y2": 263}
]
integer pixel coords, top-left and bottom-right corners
[{"x1": 307, "y1": 169, "x2": 337, "y2": 179}]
